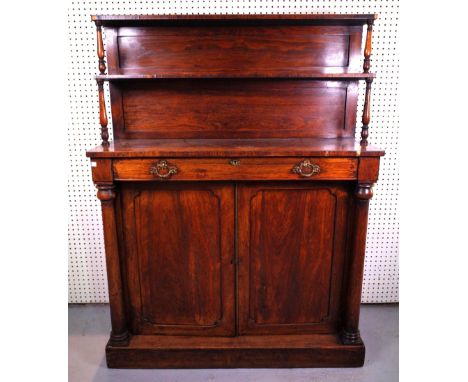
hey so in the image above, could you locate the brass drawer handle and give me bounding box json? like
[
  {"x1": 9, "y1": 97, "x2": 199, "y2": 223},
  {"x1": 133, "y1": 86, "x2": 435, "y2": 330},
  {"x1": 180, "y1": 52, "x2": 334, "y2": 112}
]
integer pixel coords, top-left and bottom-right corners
[
  {"x1": 149, "y1": 160, "x2": 178, "y2": 179},
  {"x1": 292, "y1": 159, "x2": 321, "y2": 177}
]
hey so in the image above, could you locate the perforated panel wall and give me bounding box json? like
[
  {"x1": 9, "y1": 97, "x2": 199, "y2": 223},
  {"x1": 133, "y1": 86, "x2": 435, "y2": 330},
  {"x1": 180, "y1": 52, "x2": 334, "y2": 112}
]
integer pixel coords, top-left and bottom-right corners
[{"x1": 68, "y1": 0, "x2": 399, "y2": 303}]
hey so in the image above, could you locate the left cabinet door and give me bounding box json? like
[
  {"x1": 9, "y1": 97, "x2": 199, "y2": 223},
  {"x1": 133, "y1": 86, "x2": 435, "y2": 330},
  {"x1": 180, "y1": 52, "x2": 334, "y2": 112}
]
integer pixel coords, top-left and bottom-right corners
[{"x1": 119, "y1": 182, "x2": 235, "y2": 336}]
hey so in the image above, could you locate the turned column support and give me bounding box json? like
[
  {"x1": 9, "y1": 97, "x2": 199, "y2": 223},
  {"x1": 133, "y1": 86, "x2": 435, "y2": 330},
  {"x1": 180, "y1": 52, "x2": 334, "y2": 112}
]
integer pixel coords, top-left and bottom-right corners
[
  {"x1": 363, "y1": 19, "x2": 374, "y2": 73},
  {"x1": 96, "y1": 184, "x2": 130, "y2": 346},
  {"x1": 360, "y1": 78, "x2": 373, "y2": 146},
  {"x1": 96, "y1": 79, "x2": 109, "y2": 146},
  {"x1": 94, "y1": 20, "x2": 109, "y2": 146},
  {"x1": 95, "y1": 21, "x2": 107, "y2": 74},
  {"x1": 360, "y1": 16, "x2": 376, "y2": 146},
  {"x1": 342, "y1": 183, "x2": 373, "y2": 345}
]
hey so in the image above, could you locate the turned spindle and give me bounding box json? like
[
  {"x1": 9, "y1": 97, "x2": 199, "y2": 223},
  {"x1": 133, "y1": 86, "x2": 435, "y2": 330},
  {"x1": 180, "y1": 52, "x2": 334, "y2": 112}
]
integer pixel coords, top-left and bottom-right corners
[
  {"x1": 95, "y1": 21, "x2": 106, "y2": 74},
  {"x1": 360, "y1": 78, "x2": 373, "y2": 146},
  {"x1": 363, "y1": 19, "x2": 374, "y2": 73},
  {"x1": 97, "y1": 79, "x2": 109, "y2": 146}
]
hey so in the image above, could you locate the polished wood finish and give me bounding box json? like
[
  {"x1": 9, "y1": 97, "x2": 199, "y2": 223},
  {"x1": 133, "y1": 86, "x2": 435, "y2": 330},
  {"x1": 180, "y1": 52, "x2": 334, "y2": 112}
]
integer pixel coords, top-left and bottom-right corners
[
  {"x1": 96, "y1": 79, "x2": 109, "y2": 146},
  {"x1": 92, "y1": 13, "x2": 378, "y2": 144},
  {"x1": 360, "y1": 17, "x2": 375, "y2": 145},
  {"x1": 361, "y1": 78, "x2": 373, "y2": 146},
  {"x1": 94, "y1": 21, "x2": 106, "y2": 74},
  {"x1": 96, "y1": 73, "x2": 376, "y2": 80},
  {"x1": 342, "y1": 183, "x2": 373, "y2": 345},
  {"x1": 237, "y1": 183, "x2": 350, "y2": 335},
  {"x1": 363, "y1": 19, "x2": 375, "y2": 73},
  {"x1": 115, "y1": 25, "x2": 362, "y2": 77},
  {"x1": 91, "y1": 14, "x2": 378, "y2": 23},
  {"x1": 87, "y1": 14, "x2": 383, "y2": 368},
  {"x1": 96, "y1": 183, "x2": 130, "y2": 346},
  {"x1": 90, "y1": 158, "x2": 112, "y2": 182},
  {"x1": 120, "y1": 183, "x2": 235, "y2": 336},
  {"x1": 111, "y1": 80, "x2": 358, "y2": 139},
  {"x1": 87, "y1": 138, "x2": 384, "y2": 158},
  {"x1": 358, "y1": 157, "x2": 381, "y2": 183},
  {"x1": 112, "y1": 157, "x2": 358, "y2": 181},
  {"x1": 106, "y1": 334, "x2": 364, "y2": 368}
]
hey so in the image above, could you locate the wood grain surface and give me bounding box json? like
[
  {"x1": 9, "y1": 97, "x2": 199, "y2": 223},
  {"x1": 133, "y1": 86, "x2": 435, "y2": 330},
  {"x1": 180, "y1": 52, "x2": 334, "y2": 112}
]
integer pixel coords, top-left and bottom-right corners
[
  {"x1": 112, "y1": 157, "x2": 358, "y2": 181},
  {"x1": 112, "y1": 80, "x2": 358, "y2": 139},
  {"x1": 120, "y1": 182, "x2": 235, "y2": 336}
]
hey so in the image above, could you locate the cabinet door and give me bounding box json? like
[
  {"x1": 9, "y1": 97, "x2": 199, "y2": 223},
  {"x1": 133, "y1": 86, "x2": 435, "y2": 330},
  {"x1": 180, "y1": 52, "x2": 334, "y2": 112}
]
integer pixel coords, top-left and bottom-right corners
[
  {"x1": 120, "y1": 182, "x2": 235, "y2": 336},
  {"x1": 237, "y1": 182, "x2": 351, "y2": 335}
]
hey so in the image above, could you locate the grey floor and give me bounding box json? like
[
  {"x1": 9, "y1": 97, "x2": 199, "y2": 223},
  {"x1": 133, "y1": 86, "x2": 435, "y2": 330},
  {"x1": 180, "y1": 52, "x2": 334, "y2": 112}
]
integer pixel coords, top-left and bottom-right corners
[{"x1": 69, "y1": 304, "x2": 398, "y2": 382}]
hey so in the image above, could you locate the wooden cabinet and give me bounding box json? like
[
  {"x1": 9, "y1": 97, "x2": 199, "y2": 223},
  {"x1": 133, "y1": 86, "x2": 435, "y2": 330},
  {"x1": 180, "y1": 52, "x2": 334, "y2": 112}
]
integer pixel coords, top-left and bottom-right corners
[{"x1": 86, "y1": 14, "x2": 384, "y2": 368}]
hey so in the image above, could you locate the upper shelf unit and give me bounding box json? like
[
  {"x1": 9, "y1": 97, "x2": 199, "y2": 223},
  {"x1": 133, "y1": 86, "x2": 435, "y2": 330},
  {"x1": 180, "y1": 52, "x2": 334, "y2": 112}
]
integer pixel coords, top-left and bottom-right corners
[
  {"x1": 92, "y1": 14, "x2": 377, "y2": 147},
  {"x1": 92, "y1": 14, "x2": 377, "y2": 79}
]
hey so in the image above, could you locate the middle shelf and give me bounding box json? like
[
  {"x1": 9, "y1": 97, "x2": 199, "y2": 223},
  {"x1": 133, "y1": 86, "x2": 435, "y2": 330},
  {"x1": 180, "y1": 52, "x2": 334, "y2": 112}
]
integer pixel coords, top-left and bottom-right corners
[{"x1": 95, "y1": 73, "x2": 376, "y2": 81}]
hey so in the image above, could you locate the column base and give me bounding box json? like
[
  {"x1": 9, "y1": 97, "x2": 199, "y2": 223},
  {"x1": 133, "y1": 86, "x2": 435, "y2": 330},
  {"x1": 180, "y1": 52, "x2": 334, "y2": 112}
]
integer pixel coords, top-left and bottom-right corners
[
  {"x1": 108, "y1": 330, "x2": 131, "y2": 347},
  {"x1": 341, "y1": 329, "x2": 363, "y2": 345}
]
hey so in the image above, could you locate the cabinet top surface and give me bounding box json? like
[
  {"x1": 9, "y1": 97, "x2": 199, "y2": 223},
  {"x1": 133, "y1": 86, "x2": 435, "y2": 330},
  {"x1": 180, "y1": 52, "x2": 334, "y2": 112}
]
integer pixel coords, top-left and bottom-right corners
[{"x1": 86, "y1": 138, "x2": 384, "y2": 158}]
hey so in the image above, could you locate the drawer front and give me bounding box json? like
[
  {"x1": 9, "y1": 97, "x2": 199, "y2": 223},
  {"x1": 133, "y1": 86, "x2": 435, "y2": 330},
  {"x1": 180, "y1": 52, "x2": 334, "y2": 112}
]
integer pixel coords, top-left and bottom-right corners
[{"x1": 113, "y1": 157, "x2": 357, "y2": 181}]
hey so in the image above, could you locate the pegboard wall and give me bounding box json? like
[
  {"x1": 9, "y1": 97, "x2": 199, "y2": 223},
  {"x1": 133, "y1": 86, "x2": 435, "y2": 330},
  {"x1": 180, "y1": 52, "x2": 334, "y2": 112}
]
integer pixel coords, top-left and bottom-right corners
[{"x1": 68, "y1": 0, "x2": 399, "y2": 303}]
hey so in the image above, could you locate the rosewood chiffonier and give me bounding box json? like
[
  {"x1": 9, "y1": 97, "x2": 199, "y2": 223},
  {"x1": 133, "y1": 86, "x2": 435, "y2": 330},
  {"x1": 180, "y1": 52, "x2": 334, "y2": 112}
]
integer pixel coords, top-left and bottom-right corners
[{"x1": 86, "y1": 14, "x2": 384, "y2": 368}]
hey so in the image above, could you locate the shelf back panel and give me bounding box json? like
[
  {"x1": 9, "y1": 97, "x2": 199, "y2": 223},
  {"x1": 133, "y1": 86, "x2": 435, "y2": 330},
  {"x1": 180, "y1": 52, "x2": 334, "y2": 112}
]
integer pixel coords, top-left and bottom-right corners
[
  {"x1": 110, "y1": 80, "x2": 358, "y2": 139},
  {"x1": 105, "y1": 24, "x2": 363, "y2": 77}
]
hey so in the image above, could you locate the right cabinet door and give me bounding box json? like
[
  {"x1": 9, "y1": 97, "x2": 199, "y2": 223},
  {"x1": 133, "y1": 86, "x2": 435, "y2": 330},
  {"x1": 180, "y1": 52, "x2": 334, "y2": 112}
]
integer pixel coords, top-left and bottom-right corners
[{"x1": 237, "y1": 182, "x2": 352, "y2": 335}]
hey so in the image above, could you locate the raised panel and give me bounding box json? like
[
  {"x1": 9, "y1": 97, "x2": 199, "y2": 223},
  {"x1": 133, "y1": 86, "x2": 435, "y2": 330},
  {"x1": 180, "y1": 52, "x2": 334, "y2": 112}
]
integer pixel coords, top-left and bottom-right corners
[
  {"x1": 114, "y1": 80, "x2": 358, "y2": 139},
  {"x1": 121, "y1": 182, "x2": 235, "y2": 336},
  {"x1": 238, "y1": 182, "x2": 350, "y2": 334}
]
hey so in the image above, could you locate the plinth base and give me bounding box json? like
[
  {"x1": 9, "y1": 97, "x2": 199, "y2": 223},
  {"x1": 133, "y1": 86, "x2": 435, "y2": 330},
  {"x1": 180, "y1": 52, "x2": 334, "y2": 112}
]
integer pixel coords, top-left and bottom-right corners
[{"x1": 106, "y1": 333, "x2": 365, "y2": 368}]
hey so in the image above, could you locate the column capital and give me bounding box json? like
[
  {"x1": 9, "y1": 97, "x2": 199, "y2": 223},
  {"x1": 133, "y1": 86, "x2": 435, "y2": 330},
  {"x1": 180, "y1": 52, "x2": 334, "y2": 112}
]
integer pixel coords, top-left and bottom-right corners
[
  {"x1": 355, "y1": 183, "x2": 373, "y2": 201},
  {"x1": 96, "y1": 183, "x2": 115, "y2": 202}
]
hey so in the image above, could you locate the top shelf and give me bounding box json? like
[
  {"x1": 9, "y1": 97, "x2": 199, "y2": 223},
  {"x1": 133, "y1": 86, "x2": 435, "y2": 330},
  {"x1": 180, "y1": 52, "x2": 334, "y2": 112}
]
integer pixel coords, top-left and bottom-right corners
[
  {"x1": 95, "y1": 73, "x2": 376, "y2": 81},
  {"x1": 91, "y1": 14, "x2": 378, "y2": 26}
]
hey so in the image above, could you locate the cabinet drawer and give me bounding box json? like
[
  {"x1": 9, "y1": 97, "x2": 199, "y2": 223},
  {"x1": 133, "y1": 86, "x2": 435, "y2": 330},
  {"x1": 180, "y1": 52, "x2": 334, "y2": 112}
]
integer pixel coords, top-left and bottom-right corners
[{"x1": 113, "y1": 157, "x2": 357, "y2": 181}]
